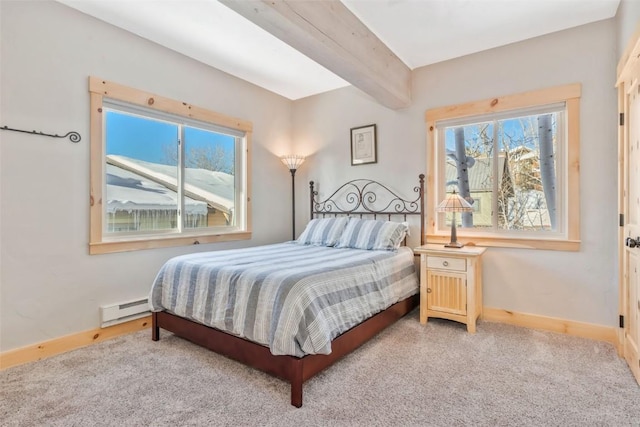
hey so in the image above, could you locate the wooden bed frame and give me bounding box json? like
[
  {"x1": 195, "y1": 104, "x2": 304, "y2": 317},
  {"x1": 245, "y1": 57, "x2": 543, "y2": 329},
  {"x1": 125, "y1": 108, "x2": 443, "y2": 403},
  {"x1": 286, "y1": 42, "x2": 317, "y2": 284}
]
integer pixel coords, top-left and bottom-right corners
[{"x1": 152, "y1": 174, "x2": 425, "y2": 407}]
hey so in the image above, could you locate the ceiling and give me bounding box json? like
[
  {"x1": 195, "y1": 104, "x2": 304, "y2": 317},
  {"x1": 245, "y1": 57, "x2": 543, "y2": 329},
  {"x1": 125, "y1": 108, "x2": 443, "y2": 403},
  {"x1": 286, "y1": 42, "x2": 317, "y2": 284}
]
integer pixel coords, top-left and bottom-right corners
[{"x1": 57, "y1": 0, "x2": 620, "y2": 101}]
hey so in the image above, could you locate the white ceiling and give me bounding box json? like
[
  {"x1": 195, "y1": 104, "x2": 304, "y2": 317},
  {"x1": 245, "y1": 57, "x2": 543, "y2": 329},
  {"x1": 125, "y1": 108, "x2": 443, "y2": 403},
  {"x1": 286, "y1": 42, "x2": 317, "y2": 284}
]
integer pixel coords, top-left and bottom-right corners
[{"x1": 57, "y1": 0, "x2": 620, "y2": 101}]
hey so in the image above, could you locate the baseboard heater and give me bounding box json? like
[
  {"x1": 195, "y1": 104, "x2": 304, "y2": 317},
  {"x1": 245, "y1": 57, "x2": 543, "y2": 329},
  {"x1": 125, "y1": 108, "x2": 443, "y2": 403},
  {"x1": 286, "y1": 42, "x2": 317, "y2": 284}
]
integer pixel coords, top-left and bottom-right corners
[{"x1": 100, "y1": 298, "x2": 150, "y2": 328}]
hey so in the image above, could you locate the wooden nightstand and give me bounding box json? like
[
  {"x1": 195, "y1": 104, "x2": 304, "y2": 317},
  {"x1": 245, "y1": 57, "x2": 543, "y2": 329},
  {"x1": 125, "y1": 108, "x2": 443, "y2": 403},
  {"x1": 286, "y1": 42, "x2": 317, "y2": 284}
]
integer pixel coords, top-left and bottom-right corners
[{"x1": 414, "y1": 244, "x2": 486, "y2": 333}]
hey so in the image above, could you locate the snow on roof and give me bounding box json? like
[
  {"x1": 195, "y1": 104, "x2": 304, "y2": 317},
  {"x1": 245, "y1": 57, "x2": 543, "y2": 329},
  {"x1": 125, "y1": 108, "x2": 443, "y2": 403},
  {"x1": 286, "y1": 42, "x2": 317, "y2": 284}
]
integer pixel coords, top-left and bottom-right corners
[{"x1": 105, "y1": 155, "x2": 235, "y2": 215}]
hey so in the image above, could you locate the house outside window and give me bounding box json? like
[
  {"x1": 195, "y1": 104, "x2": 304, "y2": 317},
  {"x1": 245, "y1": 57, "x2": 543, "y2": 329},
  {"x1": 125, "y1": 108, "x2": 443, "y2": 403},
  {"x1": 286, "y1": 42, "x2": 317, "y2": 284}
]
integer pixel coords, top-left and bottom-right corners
[
  {"x1": 425, "y1": 84, "x2": 581, "y2": 251},
  {"x1": 89, "y1": 77, "x2": 252, "y2": 254}
]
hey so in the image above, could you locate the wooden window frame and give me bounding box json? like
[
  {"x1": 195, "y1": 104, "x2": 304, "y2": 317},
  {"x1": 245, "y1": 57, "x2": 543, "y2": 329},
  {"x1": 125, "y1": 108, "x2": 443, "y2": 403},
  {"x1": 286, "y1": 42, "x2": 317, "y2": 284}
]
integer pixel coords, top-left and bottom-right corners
[
  {"x1": 425, "y1": 83, "x2": 581, "y2": 251},
  {"x1": 89, "y1": 77, "x2": 252, "y2": 254}
]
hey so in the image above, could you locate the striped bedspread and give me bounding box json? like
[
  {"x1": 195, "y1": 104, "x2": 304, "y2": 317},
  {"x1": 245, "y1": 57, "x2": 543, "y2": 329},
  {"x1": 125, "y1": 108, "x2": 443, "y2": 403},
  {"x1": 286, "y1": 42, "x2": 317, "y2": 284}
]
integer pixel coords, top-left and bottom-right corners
[{"x1": 149, "y1": 243, "x2": 418, "y2": 357}]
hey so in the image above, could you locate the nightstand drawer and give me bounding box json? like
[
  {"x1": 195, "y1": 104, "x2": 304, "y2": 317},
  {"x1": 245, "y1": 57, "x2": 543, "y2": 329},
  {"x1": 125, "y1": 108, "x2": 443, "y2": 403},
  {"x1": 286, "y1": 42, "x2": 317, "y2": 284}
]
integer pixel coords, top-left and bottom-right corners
[{"x1": 427, "y1": 256, "x2": 466, "y2": 272}]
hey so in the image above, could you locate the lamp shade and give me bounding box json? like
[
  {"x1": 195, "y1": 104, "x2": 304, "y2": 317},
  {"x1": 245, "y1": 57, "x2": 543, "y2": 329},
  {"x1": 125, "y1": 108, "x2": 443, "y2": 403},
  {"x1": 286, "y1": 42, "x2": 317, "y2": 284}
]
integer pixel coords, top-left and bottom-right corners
[
  {"x1": 281, "y1": 155, "x2": 305, "y2": 171},
  {"x1": 437, "y1": 191, "x2": 473, "y2": 212}
]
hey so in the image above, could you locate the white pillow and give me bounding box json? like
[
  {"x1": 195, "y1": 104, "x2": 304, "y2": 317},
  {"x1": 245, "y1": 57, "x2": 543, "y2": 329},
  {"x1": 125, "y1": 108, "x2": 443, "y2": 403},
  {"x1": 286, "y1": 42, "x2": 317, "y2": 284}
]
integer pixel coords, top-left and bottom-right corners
[
  {"x1": 336, "y1": 218, "x2": 409, "y2": 251},
  {"x1": 296, "y1": 217, "x2": 349, "y2": 246}
]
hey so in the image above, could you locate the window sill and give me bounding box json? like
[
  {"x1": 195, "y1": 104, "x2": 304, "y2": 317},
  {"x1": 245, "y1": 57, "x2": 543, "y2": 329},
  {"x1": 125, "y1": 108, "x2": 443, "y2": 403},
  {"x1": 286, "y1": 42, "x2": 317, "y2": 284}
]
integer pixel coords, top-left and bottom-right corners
[
  {"x1": 89, "y1": 231, "x2": 252, "y2": 254},
  {"x1": 425, "y1": 234, "x2": 580, "y2": 252}
]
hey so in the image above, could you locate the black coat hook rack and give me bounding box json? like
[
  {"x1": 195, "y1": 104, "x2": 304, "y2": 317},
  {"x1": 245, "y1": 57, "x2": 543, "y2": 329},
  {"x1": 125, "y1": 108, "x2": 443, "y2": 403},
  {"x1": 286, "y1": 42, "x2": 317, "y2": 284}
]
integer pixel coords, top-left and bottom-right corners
[{"x1": 1, "y1": 125, "x2": 81, "y2": 143}]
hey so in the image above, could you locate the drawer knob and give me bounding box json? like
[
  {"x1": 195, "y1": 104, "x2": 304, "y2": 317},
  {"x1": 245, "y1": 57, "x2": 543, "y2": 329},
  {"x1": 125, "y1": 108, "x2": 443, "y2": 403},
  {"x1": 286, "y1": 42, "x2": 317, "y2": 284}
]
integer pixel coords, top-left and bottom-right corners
[
  {"x1": 442, "y1": 261, "x2": 449, "y2": 266},
  {"x1": 426, "y1": 288, "x2": 432, "y2": 293}
]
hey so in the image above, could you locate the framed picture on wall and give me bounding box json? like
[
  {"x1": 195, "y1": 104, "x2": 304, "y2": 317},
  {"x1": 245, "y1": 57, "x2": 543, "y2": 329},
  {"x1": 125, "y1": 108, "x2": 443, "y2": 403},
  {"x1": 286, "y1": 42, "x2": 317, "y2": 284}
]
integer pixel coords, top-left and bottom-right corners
[{"x1": 350, "y1": 124, "x2": 377, "y2": 165}]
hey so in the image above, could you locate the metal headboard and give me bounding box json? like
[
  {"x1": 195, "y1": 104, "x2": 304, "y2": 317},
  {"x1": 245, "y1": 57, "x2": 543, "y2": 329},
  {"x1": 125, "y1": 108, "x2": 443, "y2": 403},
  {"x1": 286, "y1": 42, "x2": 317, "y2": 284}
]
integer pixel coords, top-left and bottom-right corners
[{"x1": 309, "y1": 174, "x2": 425, "y2": 245}]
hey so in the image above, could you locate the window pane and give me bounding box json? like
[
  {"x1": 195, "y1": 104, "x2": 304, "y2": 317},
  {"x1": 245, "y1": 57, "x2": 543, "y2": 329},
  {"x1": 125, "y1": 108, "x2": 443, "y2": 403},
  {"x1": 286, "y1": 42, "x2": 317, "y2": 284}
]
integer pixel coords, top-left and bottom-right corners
[
  {"x1": 497, "y1": 113, "x2": 558, "y2": 231},
  {"x1": 444, "y1": 122, "x2": 494, "y2": 229},
  {"x1": 443, "y1": 112, "x2": 560, "y2": 233},
  {"x1": 183, "y1": 126, "x2": 236, "y2": 229},
  {"x1": 104, "y1": 110, "x2": 179, "y2": 233}
]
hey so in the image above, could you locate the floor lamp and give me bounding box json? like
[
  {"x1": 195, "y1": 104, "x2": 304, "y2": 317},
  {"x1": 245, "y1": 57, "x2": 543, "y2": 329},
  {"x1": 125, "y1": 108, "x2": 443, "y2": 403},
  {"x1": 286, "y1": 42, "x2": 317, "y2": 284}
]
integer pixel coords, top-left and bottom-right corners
[
  {"x1": 281, "y1": 155, "x2": 305, "y2": 240},
  {"x1": 437, "y1": 190, "x2": 473, "y2": 248}
]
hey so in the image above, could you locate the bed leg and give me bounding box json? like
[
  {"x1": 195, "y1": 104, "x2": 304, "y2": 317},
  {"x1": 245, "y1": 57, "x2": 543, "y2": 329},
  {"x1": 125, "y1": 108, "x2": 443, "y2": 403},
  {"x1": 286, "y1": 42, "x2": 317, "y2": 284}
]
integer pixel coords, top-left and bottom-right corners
[
  {"x1": 290, "y1": 361, "x2": 303, "y2": 407},
  {"x1": 291, "y1": 382, "x2": 303, "y2": 408},
  {"x1": 152, "y1": 312, "x2": 160, "y2": 341}
]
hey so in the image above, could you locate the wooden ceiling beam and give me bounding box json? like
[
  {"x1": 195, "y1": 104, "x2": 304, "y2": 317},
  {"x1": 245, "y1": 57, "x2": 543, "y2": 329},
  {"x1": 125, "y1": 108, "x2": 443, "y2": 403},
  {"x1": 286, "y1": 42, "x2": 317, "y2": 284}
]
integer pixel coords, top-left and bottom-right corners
[{"x1": 220, "y1": 0, "x2": 412, "y2": 109}]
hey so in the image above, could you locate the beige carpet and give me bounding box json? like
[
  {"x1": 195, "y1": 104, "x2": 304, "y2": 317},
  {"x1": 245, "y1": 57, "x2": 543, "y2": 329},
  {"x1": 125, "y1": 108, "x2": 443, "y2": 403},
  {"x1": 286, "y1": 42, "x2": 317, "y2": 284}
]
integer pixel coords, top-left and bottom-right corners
[{"x1": 2, "y1": 310, "x2": 639, "y2": 426}]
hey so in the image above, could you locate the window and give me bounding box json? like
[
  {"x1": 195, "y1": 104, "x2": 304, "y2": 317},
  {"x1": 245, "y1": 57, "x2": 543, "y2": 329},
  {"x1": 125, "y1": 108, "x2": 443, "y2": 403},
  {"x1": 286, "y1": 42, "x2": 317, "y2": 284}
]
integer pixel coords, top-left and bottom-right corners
[
  {"x1": 425, "y1": 84, "x2": 581, "y2": 251},
  {"x1": 89, "y1": 77, "x2": 252, "y2": 254}
]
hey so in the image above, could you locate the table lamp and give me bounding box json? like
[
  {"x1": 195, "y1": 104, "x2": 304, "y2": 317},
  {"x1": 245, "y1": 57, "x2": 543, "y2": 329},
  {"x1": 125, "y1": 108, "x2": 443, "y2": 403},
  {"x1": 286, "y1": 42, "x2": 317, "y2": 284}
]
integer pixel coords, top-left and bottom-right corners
[{"x1": 437, "y1": 190, "x2": 473, "y2": 248}]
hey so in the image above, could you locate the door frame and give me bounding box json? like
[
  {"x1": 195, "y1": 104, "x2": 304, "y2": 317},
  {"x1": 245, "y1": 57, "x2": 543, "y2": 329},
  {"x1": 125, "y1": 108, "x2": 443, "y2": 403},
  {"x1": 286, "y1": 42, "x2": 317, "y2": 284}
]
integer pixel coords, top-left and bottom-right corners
[{"x1": 617, "y1": 21, "x2": 640, "y2": 383}]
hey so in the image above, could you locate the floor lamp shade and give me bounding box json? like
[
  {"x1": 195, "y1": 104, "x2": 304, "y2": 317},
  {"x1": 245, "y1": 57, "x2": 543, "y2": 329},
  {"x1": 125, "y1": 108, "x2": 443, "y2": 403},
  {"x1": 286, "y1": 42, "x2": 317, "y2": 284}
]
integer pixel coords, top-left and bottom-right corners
[
  {"x1": 281, "y1": 155, "x2": 305, "y2": 171},
  {"x1": 437, "y1": 191, "x2": 473, "y2": 248},
  {"x1": 281, "y1": 155, "x2": 305, "y2": 240}
]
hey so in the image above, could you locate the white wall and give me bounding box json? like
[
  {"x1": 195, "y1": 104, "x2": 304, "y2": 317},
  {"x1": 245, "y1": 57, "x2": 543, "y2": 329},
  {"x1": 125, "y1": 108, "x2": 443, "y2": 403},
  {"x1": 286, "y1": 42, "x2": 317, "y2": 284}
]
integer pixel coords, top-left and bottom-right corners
[
  {"x1": 0, "y1": 1, "x2": 294, "y2": 351},
  {"x1": 293, "y1": 20, "x2": 619, "y2": 327}
]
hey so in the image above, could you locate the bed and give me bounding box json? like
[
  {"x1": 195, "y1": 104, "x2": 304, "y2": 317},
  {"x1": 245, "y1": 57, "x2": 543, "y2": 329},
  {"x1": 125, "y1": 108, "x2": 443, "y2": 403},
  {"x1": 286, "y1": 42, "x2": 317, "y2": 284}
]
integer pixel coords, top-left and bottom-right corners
[{"x1": 150, "y1": 174, "x2": 425, "y2": 407}]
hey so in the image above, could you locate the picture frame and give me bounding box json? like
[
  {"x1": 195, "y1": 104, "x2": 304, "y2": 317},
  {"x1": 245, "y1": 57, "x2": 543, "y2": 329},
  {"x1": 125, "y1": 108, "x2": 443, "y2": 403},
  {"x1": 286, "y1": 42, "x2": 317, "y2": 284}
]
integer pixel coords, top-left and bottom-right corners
[{"x1": 350, "y1": 124, "x2": 377, "y2": 166}]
